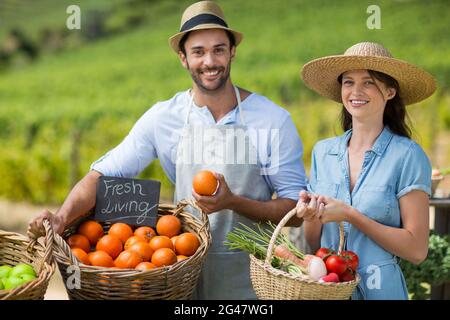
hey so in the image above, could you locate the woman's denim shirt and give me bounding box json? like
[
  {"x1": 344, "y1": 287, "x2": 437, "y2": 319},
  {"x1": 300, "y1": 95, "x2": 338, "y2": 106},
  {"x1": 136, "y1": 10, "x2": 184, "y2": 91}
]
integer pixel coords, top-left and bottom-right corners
[{"x1": 308, "y1": 126, "x2": 431, "y2": 299}]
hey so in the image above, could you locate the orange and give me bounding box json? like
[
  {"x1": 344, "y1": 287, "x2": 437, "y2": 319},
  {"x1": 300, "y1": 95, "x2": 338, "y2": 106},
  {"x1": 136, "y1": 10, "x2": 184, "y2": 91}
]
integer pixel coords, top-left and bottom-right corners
[
  {"x1": 177, "y1": 255, "x2": 188, "y2": 262},
  {"x1": 175, "y1": 232, "x2": 200, "y2": 256},
  {"x1": 149, "y1": 235, "x2": 173, "y2": 252},
  {"x1": 171, "y1": 236, "x2": 179, "y2": 254},
  {"x1": 124, "y1": 235, "x2": 148, "y2": 250},
  {"x1": 151, "y1": 248, "x2": 177, "y2": 267},
  {"x1": 108, "y1": 223, "x2": 133, "y2": 244},
  {"x1": 67, "y1": 234, "x2": 91, "y2": 253},
  {"x1": 88, "y1": 250, "x2": 114, "y2": 267},
  {"x1": 134, "y1": 226, "x2": 156, "y2": 241},
  {"x1": 192, "y1": 170, "x2": 218, "y2": 196},
  {"x1": 128, "y1": 242, "x2": 154, "y2": 262},
  {"x1": 135, "y1": 262, "x2": 156, "y2": 271},
  {"x1": 78, "y1": 220, "x2": 104, "y2": 245},
  {"x1": 96, "y1": 234, "x2": 123, "y2": 259},
  {"x1": 114, "y1": 250, "x2": 143, "y2": 269},
  {"x1": 71, "y1": 247, "x2": 90, "y2": 265},
  {"x1": 156, "y1": 215, "x2": 181, "y2": 238}
]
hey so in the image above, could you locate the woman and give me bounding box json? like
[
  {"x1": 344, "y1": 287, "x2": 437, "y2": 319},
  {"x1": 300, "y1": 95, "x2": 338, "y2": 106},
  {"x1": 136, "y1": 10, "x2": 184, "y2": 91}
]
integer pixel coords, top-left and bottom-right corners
[{"x1": 297, "y1": 42, "x2": 436, "y2": 299}]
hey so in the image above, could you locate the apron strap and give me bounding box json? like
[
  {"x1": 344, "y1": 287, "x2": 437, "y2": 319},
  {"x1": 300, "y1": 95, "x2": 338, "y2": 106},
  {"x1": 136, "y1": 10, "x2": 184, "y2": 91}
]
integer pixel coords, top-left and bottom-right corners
[
  {"x1": 185, "y1": 89, "x2": 195, "y2": 125},
  {"x1": 185, "y1": 86, "x2": 245, "y2": 125},
  {"x1": 234, "y1": 85, "x2": 246, "y2": 125}
]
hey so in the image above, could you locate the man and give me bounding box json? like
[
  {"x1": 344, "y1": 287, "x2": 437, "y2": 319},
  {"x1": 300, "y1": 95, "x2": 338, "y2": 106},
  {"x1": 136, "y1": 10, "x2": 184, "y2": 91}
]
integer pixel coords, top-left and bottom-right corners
[{"x1": 28, "y1": 1, "x2": 306, "y2": 299}]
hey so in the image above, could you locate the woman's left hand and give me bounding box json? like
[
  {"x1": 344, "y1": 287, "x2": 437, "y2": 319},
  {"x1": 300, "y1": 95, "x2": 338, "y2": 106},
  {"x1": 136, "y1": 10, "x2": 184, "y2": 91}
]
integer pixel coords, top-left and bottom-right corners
[{"x1": 317, "y1": 195, "x2": 353, "y2": 223}]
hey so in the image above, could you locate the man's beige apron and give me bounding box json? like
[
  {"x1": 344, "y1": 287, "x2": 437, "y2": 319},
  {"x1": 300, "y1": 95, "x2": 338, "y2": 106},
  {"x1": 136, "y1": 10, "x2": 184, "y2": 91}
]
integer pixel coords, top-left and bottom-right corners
[{"x1": 175, "y1": 86, "x2": 272, "y2": 299}]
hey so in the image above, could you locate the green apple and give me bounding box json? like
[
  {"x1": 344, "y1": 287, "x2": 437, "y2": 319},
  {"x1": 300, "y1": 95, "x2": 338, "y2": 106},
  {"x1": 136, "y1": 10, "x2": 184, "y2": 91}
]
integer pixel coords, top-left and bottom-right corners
[
  {"x1": 0, "y1": 265, "x2": 12, "y2": 279},
  {"x1": 10, "y1": 264, "x2": 36, "y2": 278},
  {"x1": 0, "y1": 279, "x2": 4, "y2": 290},
  {"x1": 20, "y1": 274, "x2": 37, "y2": 282},
  {"x1": 3, "y1": 276, "x2": 27, "y2": 290}
]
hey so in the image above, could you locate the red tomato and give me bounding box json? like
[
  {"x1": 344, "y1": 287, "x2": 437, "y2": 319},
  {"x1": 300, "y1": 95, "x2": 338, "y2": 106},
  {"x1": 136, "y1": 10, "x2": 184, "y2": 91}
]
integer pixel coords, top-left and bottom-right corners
[
  {"x1": 315, "y1": 248, "x2": 335, "y2": 262},
  {"x1": 341, "y1": 250, "x2": 359, "y2": 272},
  {"x1": 340, "y1": 268, "x2": 356, "y2": 282},
  {"x1": 325, "y1": 255, "x2": 347, "y2": 275}
]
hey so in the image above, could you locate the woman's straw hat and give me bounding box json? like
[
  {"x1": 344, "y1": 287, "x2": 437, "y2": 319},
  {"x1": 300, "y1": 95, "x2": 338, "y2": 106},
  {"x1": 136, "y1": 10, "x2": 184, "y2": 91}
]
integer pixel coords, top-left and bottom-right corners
[
  {"x1": 301, "y1": 42, "x2": 436, "y2": 105},
  {"x1": 169, "y1": 1, "x2": 243, "y2": 53}
]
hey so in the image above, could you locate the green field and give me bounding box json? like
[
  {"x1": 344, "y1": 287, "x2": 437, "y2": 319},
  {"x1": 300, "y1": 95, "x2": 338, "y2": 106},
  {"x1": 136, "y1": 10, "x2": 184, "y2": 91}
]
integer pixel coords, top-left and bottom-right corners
[{"x1": 0, "y1": 0, "x2": 449, "y2": 203}]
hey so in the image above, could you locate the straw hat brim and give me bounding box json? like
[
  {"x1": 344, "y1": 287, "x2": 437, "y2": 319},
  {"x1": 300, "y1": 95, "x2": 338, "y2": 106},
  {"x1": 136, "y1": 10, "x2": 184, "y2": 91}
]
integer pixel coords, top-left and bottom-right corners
[
  {"x1": 301, "y1": 55, "x2": 437, "y2": 105},
  {"x1": 169, "y1": 24, "x2": 243, "y2": 53}
]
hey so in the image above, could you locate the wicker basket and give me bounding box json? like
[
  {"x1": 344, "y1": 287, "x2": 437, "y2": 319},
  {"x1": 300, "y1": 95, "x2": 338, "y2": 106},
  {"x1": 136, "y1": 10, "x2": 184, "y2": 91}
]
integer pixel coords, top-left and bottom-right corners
[
  {"x1": 0, "y1": 221, "x2": 56, "y2": 300},
  {"x1": 250, "y1": 207, "x2": 360, "y2": 300},
  {"x1": 52, "y1": 199, "x2": 211, "y2": 300}
]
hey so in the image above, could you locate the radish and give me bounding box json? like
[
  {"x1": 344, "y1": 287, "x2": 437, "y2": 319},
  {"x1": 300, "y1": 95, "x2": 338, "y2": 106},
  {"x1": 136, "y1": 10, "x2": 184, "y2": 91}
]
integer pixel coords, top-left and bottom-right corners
[
  {"x1": 319, "y1": 272, "x2": 340, "y2": 283},
  {"x1": 274, "y1": 245, "x2": 327, "y2": 281}
]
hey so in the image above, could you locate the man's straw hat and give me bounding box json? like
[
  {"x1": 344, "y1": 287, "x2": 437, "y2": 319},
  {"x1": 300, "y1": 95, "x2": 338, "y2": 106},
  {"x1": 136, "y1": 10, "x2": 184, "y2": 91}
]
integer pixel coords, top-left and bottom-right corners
[
  {"x1": 169, "y1": 1, "x2": 243, "y2": 53},
  {"x1": 301, "y1": 42, "x2": 436, "y2": 105}
]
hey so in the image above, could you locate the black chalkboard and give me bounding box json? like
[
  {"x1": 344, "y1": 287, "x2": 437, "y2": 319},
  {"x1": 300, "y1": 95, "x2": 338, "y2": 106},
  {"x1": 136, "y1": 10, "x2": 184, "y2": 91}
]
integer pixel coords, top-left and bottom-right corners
[{"x1": 94, "y1": 176, "x2": 161, "y2": 227}]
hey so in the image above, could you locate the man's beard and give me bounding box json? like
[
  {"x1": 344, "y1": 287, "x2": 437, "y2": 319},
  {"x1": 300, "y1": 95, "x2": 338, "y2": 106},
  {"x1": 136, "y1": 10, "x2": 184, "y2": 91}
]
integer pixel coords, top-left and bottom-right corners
[{"x1": 187, "y1": 60, "x2": 231, "y2": 93}]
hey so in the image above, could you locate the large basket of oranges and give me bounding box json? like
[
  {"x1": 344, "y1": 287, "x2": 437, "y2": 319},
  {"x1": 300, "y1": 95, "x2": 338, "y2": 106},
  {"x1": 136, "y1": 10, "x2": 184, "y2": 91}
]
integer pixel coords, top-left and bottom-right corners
[
  {"x1": 0, "y1": 221, "x2": 56, "y2": 300},
  {"x1": 51, "y1": 199, "x2": 211, "y2": 300}
]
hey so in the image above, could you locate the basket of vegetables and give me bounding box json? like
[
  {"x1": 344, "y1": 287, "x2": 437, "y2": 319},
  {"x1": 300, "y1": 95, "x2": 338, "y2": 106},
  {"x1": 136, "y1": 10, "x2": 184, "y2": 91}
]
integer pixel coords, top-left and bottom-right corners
[
  {"x1": 226, "y1": 206, "x2": 360, "y2": 300},
  {"x1": 51, "y1": 199, "x2": 211, "y2": 300}
]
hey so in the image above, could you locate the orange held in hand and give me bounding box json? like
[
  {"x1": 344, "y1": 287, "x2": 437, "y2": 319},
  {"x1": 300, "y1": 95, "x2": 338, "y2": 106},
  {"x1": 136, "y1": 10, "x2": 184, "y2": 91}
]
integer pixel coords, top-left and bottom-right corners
[
  {"x1": 193, "y1": 170, "x2": 218, "y2": 196},
  {"x1": 78, "y1": 220, "x2": 104, "y2": 245},
  {"x1": 156, "y1": 215, "x2": 181, "y2": 238}
]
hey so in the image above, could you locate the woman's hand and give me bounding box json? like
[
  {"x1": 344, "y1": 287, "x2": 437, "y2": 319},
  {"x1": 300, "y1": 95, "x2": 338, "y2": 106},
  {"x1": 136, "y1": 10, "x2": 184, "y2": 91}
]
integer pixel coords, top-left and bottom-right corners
[
  {"x1": 317, "y1": 195, "x2": 353, "y2": 223},
  {"x1": 296, "y1": 190, "x2": 325, "y2": 222}
]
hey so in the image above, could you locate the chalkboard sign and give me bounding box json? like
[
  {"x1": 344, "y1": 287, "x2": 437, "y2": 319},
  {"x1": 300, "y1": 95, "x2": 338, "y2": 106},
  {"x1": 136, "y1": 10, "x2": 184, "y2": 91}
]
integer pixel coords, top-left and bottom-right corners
[{"x1": 94, "y1": 176, "x2": 161, "y2": 226}]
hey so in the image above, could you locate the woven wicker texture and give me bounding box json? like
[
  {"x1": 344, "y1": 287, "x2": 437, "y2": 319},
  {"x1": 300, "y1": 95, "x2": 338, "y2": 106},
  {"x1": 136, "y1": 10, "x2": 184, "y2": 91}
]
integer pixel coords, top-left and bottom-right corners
[
  {"x1": 250, "y1": 207, "x2": 360, "y2": 300},
  {"x1": 52, "y1": 200, "x2": 211, "y2": 300},
  {"x1": 0, "y1": 221, "x2": 56, "y2": 300},
  {"x1": 301, "y1": 42, "x2": 436, "y2": 105}
]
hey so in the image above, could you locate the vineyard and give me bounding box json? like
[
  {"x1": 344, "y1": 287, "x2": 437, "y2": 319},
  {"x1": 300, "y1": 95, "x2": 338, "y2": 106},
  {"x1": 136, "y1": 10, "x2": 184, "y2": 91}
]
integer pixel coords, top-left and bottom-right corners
[{"x1": 0, "y1": 0, "x2": 449, "y2": 204}]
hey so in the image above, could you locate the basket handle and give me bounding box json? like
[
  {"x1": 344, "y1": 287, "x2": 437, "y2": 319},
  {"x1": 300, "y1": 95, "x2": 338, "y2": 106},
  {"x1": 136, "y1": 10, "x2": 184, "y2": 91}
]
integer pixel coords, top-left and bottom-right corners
[
  {"x1": 264, "y1": 204, "x2": 345, "y2": 265},
  {"x1": 26, "y1": 219, "x2": 55, "y2": 269},
  {"x1": 46, "y1": 219, "x2": 80, "y2": 266},
  {"x1": 177, "y1": 198, "x2": 210, "y2": 235}
]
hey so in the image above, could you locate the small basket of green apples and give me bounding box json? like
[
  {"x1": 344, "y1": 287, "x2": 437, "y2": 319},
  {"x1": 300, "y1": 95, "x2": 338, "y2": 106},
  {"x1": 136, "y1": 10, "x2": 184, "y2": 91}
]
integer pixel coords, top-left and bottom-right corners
[{"x1": 0, "y1": 221, "x2": 55, "y2": 300}]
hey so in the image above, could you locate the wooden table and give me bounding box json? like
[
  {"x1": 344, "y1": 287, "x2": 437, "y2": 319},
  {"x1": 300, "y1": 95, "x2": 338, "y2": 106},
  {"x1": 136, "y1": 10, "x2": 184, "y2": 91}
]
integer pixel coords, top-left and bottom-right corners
[{"x1": 429, "y1": 198, "x2": 450, "y2": 300}]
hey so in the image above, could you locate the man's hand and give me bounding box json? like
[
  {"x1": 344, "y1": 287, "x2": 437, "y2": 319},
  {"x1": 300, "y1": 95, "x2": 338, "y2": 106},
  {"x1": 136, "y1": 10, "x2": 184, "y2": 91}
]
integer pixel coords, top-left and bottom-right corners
[
  {"x1": 27, "y1": 210, "x2": 66, "y2": 239},
  {"x1": 192, "y1": 173, "x2": 236, "y2": 214}
]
